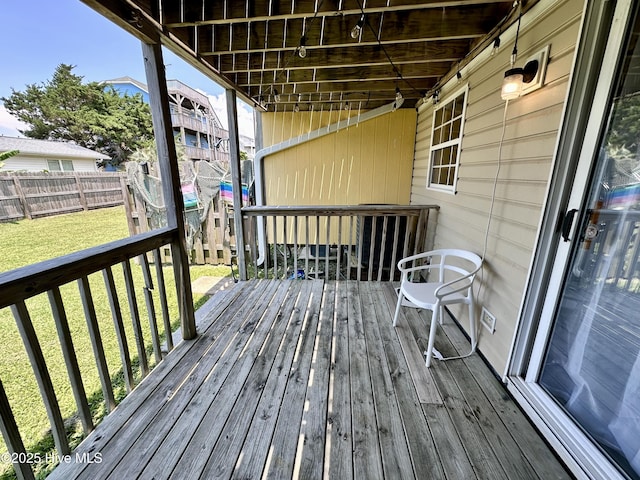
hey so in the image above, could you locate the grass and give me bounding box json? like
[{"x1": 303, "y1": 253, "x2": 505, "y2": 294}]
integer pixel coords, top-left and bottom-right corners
[{"x1": 0, "y1": 206, "x2": 231, "y2": 479}]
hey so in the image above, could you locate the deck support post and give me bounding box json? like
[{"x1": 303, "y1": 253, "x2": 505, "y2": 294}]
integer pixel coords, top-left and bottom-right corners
[
  {"x1": 225, "y1": 88, "x2": 248, "y2": 280},
  {"x1": 142, "y1": 41, "x2": 197, "y2": 340}
]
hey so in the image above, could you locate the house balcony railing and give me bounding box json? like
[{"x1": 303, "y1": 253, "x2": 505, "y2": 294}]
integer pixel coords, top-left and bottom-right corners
[
  {"x1": 241, "y1": 204, "x2": 439, "y2": 281},
  {"x1": 170, "y1": 113, "x2": 209, "y2": 134},
  {"x1": 183, "y1": 146, "x2": 213, "y2": 161}
]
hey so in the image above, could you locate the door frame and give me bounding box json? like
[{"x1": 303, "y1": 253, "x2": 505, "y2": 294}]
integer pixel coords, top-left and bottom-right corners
[{"x1": 507, "y1": 0, "x2": 636, "y2": 478}]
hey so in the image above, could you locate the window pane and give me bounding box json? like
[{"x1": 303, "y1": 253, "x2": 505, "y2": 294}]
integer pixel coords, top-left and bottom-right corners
[
  {"x1": 451, "y1": 119, "x2": 461, "y2": 139},
  {"x1": 453, "y1": 94, "x2": 464, "y2": 117},
  {"x1": 447, "y1": 167, "x2": 455, "y2": 186},
  {"x1": 434, "y1": 108, "x2": 443, "y2": 127},
  {"x1": 47, "y1": 160, "x2": 61, "y2": 171},
  {"x1": 443, "y1": 123, "x2": 452, "y2": 143},
  {"x1": 443, "y1": 103, "x2": 453, "y2": 123},
  {"x1": 61, "y1": 160, "x2": 74, "y2": 171},
  {"x1": 433, "y1": 126, "x2": 442, "y2": 145}
]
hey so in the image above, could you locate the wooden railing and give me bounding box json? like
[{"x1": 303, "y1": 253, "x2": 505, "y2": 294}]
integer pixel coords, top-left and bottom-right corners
[
  {"x1": 0, "y1": 228, "x2": 187, "y2": 480},
  {"x1": 241, "y1": 205, "x2": 439, "y2": 281}
]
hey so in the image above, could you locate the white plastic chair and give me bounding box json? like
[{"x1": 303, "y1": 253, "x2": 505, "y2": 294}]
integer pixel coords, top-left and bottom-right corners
[{"x1": 393, "y1": 249, "x2": 482, "y2": 367}]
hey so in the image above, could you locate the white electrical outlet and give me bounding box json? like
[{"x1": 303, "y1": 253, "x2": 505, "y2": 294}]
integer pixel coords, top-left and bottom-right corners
[{"x1": 481, "y1": 307, "x2": 496, "y2": 334}]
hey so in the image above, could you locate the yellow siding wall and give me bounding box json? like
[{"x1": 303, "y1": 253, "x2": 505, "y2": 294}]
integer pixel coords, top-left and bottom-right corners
[
  {"x1": 261, "y1": 109, "x2": 416, "y2": 206},
  {"x1": 411, "y1": 0, "x2": 583, "y2": 374}
]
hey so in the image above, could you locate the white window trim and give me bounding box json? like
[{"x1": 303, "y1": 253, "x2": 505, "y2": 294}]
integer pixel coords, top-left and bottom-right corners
[{"x1": 426, "y1": 84, "x2": 469, "y2": 194}]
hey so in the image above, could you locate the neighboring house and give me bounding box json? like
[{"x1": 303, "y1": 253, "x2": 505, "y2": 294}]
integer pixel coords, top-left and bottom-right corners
[
  {"x1": 104, "y1": 77, "x2": 241, "y2": 163},
  {"x1": 0, "y1": 136, "x2": 109, "y2": 172}
]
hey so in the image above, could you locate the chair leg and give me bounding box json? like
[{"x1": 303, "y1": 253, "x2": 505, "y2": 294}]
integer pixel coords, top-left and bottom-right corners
[
  {"x1": 469, "y1": 301, "x2": 477, "y2": 352},
  {"x1": 393, "y1": 291, "x2": 403, "y2": 327},
  {"x1": 425, "y1": 307, "x2": 439, "y2": 368}
]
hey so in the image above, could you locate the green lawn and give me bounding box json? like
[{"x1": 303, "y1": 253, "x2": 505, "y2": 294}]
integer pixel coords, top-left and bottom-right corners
[{"x1": 0, "y1": 206, "x2": 231, "y2": 479}]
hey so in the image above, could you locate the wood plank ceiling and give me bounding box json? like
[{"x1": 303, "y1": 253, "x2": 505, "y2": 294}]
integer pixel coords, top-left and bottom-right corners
[{"x1": 82, "y1": 0, "x2": 538, "y2": 112}]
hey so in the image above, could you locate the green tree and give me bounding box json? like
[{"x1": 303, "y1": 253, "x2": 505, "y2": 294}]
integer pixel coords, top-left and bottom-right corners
[{"x1": 2, "y1": 64, "x2": 154, "y2": 167}]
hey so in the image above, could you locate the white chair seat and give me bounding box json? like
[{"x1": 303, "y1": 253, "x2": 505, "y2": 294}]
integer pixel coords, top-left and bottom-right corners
[
  {"x1": 393, "y1": 249, "x2": 482, "y2": 367},
  {"x1": 402, "y1": 281, "x2": 468, "y2": 310}
]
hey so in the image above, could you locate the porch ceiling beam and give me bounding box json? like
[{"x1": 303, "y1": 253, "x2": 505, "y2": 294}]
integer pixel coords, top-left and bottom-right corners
[
  {"x1": 210, "y1": 40, "x2": 471, "y2": 71},
  {"x1": 163, "y1": 0, "x2": 512, "y2": 27},
  {"x1": 183, "y1": 7, "x2": 503, "y2": 53},
  {"x1": 235, "y1": 65, "x2": 447, "y2": 85},
  {"x1": 200, "y1": 36, "x2": 479, "y2": 56}
]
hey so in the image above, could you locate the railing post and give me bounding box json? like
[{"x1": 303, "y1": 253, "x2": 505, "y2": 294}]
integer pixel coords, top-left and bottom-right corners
[
  {"x1": 142, "y1": 41, "x2": 196, "y2": 340},
  {"x1": 225, "y1": 88, "x2": 248, "y2": 280}
]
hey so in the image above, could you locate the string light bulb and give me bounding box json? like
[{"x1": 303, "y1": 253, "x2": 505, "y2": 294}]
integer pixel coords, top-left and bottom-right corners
[
  {"x1": 351, "y1": 15, "x2": 364, "y2": 39},
  {"x1": 298, "y1": 35, "x2": 307, "y2": 58},
  {"x1": 273, "y1": 89, "x2": 281, "y2": 103},
  {"x1": 491, "y1": 37, "x2": 501, "y2": 56},
  {"x1": 395, "y1": 87, "x2": 403, "y2": 102},
  {"x1": 294, "y1": 103, "x2": 300, "y2": 112}
]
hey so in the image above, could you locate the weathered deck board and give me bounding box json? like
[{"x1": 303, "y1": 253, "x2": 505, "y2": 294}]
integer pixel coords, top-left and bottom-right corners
[{"x1": 47, "y1": 280, "x2": 571, "y2": 480}]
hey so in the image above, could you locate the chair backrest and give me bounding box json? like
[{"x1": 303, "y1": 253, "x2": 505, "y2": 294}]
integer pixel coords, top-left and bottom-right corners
[{"x1": 429, "y1": 249, "x2": 483, "y2": 284}]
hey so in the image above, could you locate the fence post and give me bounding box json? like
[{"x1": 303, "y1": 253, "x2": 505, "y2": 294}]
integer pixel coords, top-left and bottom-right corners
[
  {"x1": 13, "y1": 176, "x2": 31, "y2": 220},
  {"x1": 74, "y1": 173, "x2": 89, "y2": 211}
]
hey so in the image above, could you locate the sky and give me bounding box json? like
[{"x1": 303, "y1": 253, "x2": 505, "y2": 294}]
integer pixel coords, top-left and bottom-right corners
[{"x1": 0, "y1": 0, "x2": 255, "y2": 138}]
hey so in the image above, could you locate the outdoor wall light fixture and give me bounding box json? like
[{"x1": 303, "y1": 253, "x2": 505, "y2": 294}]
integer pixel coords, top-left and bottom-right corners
[
  {"x1": 500, "y1": 46, "x2": 549, "y2": 100},
  {"x1": 501, "y1": 60, "x2": 537, "y2": 100}
]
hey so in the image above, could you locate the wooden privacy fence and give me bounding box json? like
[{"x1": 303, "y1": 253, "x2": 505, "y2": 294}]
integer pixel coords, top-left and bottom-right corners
[
  {"x1": 123, "y1": 183, "x2": 237, "y2": 266},
  {"x1": 0, "y1": 172, "x2": 126, "y2": 222}
]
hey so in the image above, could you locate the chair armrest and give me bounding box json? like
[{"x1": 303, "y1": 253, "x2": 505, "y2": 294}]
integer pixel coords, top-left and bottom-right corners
[{"x1": 433, "y1": 265, "x2": 481, "y2": 299}]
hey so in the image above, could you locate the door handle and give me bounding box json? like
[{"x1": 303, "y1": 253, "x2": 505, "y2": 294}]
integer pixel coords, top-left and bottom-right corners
[{"x1": 561, "y1": 209, "x2": 578, "y2": 242}]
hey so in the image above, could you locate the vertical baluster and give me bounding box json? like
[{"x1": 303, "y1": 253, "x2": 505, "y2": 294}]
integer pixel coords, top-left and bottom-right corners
[
  {"x1": 336, "y1": 215, "x2": 343, "y2": 281},
  {"x1": 272, "y1": 215, "x2": 278, "y2": 279},
  {"x1": 305, "y1": 215, "x2": 310, "y2": 278},
  {"x1": 248, "y1": 215, "x2": 258, "y2": 280},
  {"x1": 389, "y1": 216, "x2": 402, "y2": 282},
  {"x1": 315, "y1": 215, "x2": 321, "y2": 277},
  {"x1": 413, "y1": 210, "x2": 426, "y2": 256},
  {"x1": 293, "y1": 216, "x2": 299, "y2": 277},
  {"x1": 10, "y1": 301, "x2": 70, "y2": 457},
  {"x1": 122, "y1": 259, "x2": 149, "y2": 377},
  {"x1": 282, "y1": 215, "x2": 289, "y2": 277},
  {"x1": 368, "y1": 216, "x2": 377, "y2": 281},
  {"x1": 48, "y1": 287, "x2": 94, "y2": 431},
  {"x1": 325, "y1": 214, "x2": 331, "y2": 279},
  {"x1": 139, "y1": 254, "x2": 162, "y2": 364},
  {"x1": 0, "y1": 378, "x2": 35, "y2": 480},
  {"x1": 78, "y1": 276, "x2": 116, "y2": 413},
  {"x1": 357, "y1": 215, "x2": 364, "y2": 281},
  {"x1": 377, "y1": 216, "x2": 389, "y2": 282},
  {"x1": 102, "y1": 267, "x2": 135, "y2": 393},
  {"x1": 153, "y1": 249, "x2": 173, "y2": 351},
  {"x1": 347, "y1": 215, "x2": 354, "y2": 280}
]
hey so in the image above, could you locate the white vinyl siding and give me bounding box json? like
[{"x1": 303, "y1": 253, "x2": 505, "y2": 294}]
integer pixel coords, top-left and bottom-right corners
[
  {"x1": 428, "y1": 87, "x2": 468, "y2": 192},
  {"x1": 410, "y1": 0, "x2": 583, "y2": 373}
]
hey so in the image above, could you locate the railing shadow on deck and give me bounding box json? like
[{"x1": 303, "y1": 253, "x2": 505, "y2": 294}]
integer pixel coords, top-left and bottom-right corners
[
  {"x1": 241, "y1": 205, "x2": 440, "y2": 281},
  {"x1": 0, "y1": 227, "x2": 186, "y2": 480}
]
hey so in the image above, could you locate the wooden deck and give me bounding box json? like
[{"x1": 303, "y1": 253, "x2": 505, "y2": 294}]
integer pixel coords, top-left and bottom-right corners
[{"x1": 47, "y1": 280, "x2": 571, "y2": 480}]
